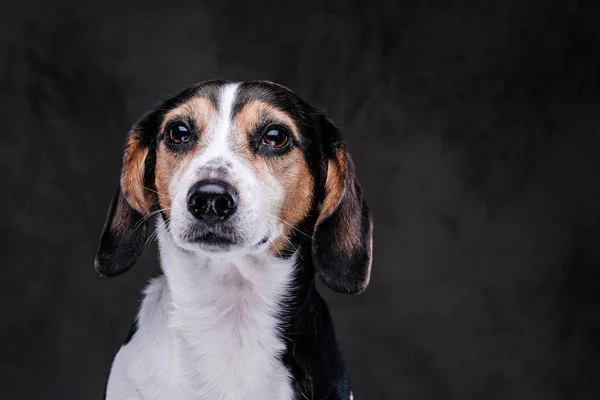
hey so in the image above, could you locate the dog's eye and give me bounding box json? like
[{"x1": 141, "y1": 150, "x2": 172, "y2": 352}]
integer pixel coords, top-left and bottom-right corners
[
  {"x1": 261, "y1": 127, "x2": 289, "y2": 149},
  {"x1": 168, "y1": 124, "x2": 191, "y2": 144}
]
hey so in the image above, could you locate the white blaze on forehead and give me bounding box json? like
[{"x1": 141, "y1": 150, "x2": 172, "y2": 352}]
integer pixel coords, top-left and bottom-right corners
[
  {"x1": 219, "y1": 83, "x2": 239, "y2": 125},
  {"x1": 203, "y1": 83, "x2": 239, "y2": 156}
]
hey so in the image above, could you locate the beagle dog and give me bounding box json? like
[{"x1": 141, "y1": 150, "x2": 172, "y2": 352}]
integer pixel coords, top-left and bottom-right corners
[{"x1": 95, "y1": 80, "x2": 373, "y2": 400}]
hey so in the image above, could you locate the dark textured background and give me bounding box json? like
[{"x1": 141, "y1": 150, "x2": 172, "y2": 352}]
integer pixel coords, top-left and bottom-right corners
[{"x1": 2, "y1": 0, "x2": 600, "y2": 399}]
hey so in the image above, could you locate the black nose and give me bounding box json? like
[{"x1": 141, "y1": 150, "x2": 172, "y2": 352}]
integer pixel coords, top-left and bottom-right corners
[{"x1": 187, "y1": 181, "x2": 238, "y2": 222}]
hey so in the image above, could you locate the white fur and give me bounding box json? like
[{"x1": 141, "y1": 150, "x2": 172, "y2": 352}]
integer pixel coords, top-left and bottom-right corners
[{"x1": 105, "y1": 227, "x2": 295, "y2": 400}]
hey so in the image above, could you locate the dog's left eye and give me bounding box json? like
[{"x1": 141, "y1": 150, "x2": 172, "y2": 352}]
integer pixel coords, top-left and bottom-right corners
[
  {"x1": 261, "y1": 127, "x2": 289, "y2": 149},
  {"x1": 168, "y1": 124, "x2": 191, "y2": 144}
]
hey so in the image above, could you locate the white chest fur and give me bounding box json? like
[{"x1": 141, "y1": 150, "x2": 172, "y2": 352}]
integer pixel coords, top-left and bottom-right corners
[{"x1": 105, "y1": 231, "x2": 295, "y2": 400}]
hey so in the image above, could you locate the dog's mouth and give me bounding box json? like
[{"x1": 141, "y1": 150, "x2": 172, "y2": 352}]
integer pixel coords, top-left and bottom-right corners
[
  {"x1": 193, "y1": 232, "x2": 236, "y2": 245},
  {"x1": 182, "y1": 229, "x2": 239, "y2": 251},
  {"x1": 177, "y1": 224, "x2": 271, "y2": 253}
]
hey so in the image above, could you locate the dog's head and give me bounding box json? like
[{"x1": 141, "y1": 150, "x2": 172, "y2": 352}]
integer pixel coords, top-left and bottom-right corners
[{"x1": 95, "y1": 81, "x2": 373, "y2": 294}]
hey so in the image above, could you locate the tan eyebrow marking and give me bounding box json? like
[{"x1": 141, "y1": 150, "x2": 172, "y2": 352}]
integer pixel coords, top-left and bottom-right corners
[
  {"x1": 233, "y1": 100, "x2": 300, "y2": 140},
  {"x1": 160, "y1": 97, "x2": 217, "y2": 133}
]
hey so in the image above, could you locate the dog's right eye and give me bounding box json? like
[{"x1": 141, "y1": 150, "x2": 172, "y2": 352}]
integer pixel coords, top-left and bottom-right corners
[{"x1": 167, "y1": 124, "x2": 191, "y2": 144}]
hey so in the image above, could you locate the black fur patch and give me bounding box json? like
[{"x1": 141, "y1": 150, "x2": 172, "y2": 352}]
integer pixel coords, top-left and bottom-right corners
[
  {"x1": 313, "y1": 197, "x2": 372, "y2": 295},
  {"x1": 279, "y1": 246, "x2": 353, "y2": 400},
  {"x1": 94, "y1": 186, "x2": 149, "y2": 277}
]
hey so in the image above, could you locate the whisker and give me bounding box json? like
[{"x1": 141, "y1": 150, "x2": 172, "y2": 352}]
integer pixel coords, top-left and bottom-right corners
[
  {"x1": 125, "y1": 207, "x2": 171, "y2": 242},
  {"x1": 142, "y1": 218, "x2": 171, "y2": 249},
  {"x1": 257, "y1": 211, "x2": 315, "y2": 240},
  {"x1": 266, "y1": 235, "x2": 284, "y2": 260},
  {"x1": 277, "y1": 233, "x2": 300, "y2": 254},
  {"x1": 143, "y1": 187, "x2": 175, "y2": 200},
  {"x1": 137, "y1": 207, "x2": 170, "y2": 228},
  {"x1": 264, "y1": 228, "x2": 303, "y2": 262}
]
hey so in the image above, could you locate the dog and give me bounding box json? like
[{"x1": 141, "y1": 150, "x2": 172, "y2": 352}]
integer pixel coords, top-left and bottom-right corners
[{"x1": 95, "y1": 80, "x2": 373, "y2": 400}]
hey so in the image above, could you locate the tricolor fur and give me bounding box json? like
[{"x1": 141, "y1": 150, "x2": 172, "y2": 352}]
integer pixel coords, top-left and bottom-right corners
[{"x1": 95, "y1": 80, "x2": 373, "y2": 400}]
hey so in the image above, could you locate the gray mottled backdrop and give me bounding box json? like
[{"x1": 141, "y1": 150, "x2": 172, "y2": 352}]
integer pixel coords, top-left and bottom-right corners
[{"x1": 1, "y1": 0, "x2": 599, "y2": 399}]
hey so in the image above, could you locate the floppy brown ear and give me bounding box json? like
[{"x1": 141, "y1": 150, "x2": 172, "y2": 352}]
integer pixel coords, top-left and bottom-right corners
[
  {"x1": 94, "y1": 126, "x2": 155, "y2": 277},
  {"x1": 312, "y1": 116, "x2": 373, "y2": 294}
]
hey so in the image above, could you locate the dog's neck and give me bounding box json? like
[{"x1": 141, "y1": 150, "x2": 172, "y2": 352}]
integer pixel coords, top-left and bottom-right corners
[
  {"x1": 154, "y1": 227, "x2": 296, "y2": 396},
  {"x1": 156, "y1": 225, "x2": 295, "y2": 328}
]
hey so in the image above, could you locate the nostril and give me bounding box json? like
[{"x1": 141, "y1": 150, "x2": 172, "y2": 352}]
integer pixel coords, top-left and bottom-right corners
[
  {"x1": 213, "y1": 194, "x2": 237, "y2": 217},
  {"x1": 214, "y1": 197, "x2": 230, "y2": 212},
  {"x1": 189, "y1": 196, "x2": 209, "y2": 214}
]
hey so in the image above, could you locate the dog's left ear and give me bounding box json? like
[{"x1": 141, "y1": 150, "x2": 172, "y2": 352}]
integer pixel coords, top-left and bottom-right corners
[
  {"x1": 94, "y1": 116, "x2": 156, "y2": 277},
  {"x1": 312, "y1": 114, "x2": 373, "y2": 294}
]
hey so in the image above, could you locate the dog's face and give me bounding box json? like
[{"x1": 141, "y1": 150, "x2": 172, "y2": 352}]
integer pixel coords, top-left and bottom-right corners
[
  {"x1": 95, "y1": 81, "x2": 373, "y2": 294},
  {"x1": 153, "y1": 83, "x2": 314, "y2": 256}
]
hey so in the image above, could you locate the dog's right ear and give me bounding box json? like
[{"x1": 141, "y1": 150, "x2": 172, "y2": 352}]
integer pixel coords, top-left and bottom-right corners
[{"x1": 94, "y1": 118, "x2": 156, "y2": 277}]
